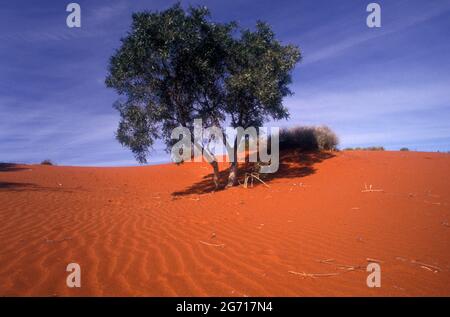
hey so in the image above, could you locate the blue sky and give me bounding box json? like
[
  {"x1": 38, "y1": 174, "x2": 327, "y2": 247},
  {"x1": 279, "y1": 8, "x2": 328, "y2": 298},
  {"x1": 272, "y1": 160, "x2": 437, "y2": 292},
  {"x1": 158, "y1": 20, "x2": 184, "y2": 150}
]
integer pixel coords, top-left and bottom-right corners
[{"x1": 1, "y1": 0, "x2": 449, "y2": 166}]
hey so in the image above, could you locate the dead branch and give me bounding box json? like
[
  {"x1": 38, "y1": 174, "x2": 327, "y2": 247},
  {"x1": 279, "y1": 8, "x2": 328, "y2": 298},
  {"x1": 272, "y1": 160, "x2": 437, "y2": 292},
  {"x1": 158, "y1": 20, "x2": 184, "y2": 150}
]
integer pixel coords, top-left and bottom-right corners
[
  {"x1": 361, "y1": 183, "x2": 384, "y2": 193},
  {"x1": 199, "y1": 240, "x2": 225, "y2": 248},
  {"x1": 366, "y1": 258, "x2": 383, "y2": 263},
  {"x1": 288, "y1": 270, "x2": 340, "y2": 278},
  {"x1": 411, "y1": 260, "x2": 441, "y2": 271},
  {"x1": 243, "y1": 172, "x2": 270, "y2": 188}
]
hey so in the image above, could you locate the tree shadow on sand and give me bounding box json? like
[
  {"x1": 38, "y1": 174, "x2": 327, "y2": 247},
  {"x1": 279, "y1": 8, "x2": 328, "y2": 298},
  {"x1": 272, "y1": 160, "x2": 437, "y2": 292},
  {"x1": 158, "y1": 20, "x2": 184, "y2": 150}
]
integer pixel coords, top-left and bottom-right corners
[
  {"x1": 0, "y1": 164, "x2": 33, "y2": 192},
  {"x1": 0, "y1": 182, "x2": 36, "y2": 192},
  {"x1": 172, "y1": 150, "x2": 335, "y2": 196},
  {"x1": 0, "y1": 163, "x2": 75, "y2": 193},
  {"x1": 0, "y1": 181, "x2": 75, "y2": 193},
  {"x1": 0, "y1": 163, "x2": 29, "y2": 172}
]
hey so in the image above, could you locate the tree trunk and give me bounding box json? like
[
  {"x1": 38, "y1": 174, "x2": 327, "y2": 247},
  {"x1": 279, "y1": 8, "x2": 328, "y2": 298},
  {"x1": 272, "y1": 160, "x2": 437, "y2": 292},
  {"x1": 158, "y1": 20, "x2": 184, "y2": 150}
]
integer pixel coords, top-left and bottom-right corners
[
  {"x1": 211, "y1": 160, "x2": 220, "y2": 190},
  {"x1": 193, "y1": 141, "x2": 220, "y2": 190},
  {"x1": 227, "y1": 138, "x2": 239, "y2": 187},
  {"x1": 227, "y1": 161, "x2": 238, "y2": 187}
]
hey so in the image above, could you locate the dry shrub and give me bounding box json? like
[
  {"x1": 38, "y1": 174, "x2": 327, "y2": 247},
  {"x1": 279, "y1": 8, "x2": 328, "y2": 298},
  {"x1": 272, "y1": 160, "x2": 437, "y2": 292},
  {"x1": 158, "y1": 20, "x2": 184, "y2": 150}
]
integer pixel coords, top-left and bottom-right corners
[
  {"x1": 279, "y1": 125, "x2": 339, "y2": 151},
  {"x1": 40, "y1": 159, "x2": 54, "y2": 166}
]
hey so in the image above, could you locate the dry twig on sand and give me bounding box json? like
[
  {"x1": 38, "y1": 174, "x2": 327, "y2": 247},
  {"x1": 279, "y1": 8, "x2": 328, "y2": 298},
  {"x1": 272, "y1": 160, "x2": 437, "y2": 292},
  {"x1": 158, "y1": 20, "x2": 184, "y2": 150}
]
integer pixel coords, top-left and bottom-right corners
[
  {"x1": 361, "y1": 183, "x2": 384, "y2": 193},
  {"x1": 243, "y1": 172, "x2": 270, "y2": 188},
  {"x1": 317, "y1": 258, "x2": 365, "y2": 271},
  {"x1": 411, "y1": 260, "x2": 441, "y2": 272},
  {"x1": 420, "y1": 266, "x2": 435, "y2": 272},
  {"x1": 288, "y1": 270, "x2": 340, "y2": 278},
  {"x1": 318, "y1": 258, "x2": 335, "y2": 264},
  {"x1": 337, "y1": 264, "x2": 364, "y2": 271},
  {"x1": 199, "y1": 240, "x2": 225, "y2": 248},
  {"x1": 367, "y1": 258, "x2": 383, "y2": 263},
  {"x1": 396, "y1": 257, "x2": 441, "y2": 273}
]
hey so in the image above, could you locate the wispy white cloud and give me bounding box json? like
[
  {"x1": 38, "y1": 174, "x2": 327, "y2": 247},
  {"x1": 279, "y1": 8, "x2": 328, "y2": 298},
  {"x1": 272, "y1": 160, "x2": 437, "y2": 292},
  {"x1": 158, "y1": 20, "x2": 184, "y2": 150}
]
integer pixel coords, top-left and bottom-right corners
[
  {"x1": 299, "y1": 1, "x2": 450, "y2": 65},
  {"x1": 0, "y1": 1, "x2": 129, "y2": 43},
  {"x1": 90, "y1": 1, "x2": 129, "y2": 24},
  {"x1": 287, "y1": 82, "x2": 450, "y2": 123}
]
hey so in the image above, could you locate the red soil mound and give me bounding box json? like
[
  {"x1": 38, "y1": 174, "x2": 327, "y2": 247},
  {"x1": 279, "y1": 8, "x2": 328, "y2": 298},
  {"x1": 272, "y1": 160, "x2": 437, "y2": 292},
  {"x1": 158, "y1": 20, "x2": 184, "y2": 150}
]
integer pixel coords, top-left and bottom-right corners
[{"x1": 0, "y1": 151, "x2": 449, "y2": 296}]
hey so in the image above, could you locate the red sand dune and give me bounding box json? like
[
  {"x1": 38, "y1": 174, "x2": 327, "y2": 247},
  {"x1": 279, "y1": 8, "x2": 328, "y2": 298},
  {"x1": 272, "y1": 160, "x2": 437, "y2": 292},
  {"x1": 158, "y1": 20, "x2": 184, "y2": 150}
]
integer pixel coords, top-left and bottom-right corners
[{"x1": 0, "y1": 150, "x2": 449, "y2": 296}]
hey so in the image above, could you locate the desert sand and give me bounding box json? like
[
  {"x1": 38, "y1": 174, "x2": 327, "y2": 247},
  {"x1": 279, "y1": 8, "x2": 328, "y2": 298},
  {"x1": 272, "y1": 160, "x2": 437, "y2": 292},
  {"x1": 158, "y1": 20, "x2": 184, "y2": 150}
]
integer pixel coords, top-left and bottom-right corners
[{"x1": 0, "y1": 150, "x2": 449, "y2": 296}]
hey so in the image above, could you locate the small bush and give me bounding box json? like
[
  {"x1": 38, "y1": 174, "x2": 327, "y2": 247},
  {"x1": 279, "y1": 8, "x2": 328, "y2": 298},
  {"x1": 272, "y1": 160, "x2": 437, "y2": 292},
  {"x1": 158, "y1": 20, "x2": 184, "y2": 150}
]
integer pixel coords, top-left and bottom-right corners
[
  {"x1": 400, "y1": 147, "x2": 409, "y2": 151},
  {"x1": 40, "y1": 159, "x2": 54, "y2": 166},
  {"x1": 365, "y1": 146, "x2": 385, "y2": 151},
  {"x1": 279, "y1": 125, "x2": 339, "y2": 151},
  {"x1": 314, "y1": 126, "x2": 339, "y2": 151},
  {"x1": 343, "y1": 146, "x2": 385, "y2": 151}
]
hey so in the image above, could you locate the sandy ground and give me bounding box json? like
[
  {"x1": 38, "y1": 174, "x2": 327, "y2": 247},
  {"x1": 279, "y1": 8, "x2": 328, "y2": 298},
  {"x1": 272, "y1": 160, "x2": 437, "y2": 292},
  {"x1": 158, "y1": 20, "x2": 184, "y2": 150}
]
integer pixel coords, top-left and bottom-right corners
[{"x1": 0, "y1": 150, "x2": 449, "y2": 296}]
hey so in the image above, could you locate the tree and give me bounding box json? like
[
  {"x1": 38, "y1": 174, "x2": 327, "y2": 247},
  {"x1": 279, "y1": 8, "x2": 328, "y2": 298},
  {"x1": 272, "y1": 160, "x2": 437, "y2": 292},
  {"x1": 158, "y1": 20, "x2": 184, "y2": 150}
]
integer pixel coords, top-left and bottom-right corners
[
  {"x1": 105, "y1": 4, "x2": 235, "y2": 188},
  {"x1": 224, "y1": 22, "x2": 301, "y2": 186},
  {"x1": 106, "y1": 4, "x2": 300, "y2": 189}
]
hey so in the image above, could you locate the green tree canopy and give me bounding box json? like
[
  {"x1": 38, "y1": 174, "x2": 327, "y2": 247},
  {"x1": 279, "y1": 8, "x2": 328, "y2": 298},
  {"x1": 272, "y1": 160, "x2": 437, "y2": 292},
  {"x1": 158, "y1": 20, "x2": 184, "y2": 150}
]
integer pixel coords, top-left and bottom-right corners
[
  {"x1": 106, "y1": 4, "x2": 234, "y2": 163},
  {"x1": 106, "y1": 4, "x2": 301, "y2": 189},
  {"x1": 224, "y1": 21, "x2": 301, "y2": 185}
]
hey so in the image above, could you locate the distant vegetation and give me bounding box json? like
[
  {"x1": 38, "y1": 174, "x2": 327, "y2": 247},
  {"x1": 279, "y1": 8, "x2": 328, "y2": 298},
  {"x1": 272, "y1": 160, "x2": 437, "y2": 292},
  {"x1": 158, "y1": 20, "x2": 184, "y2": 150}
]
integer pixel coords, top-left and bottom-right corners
[
  {"x1": 400, "y1": 147, "x2": 410, "y2": 151},
  {"x1": 40, "y1": 159, "x2": 55, "y2": 166},
  {"x1": 279, "y1": 125, "x2": 339, "y2": 151},
  {"x1": 343, "y1": 146, "x2": 385, "y2": 151}
]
